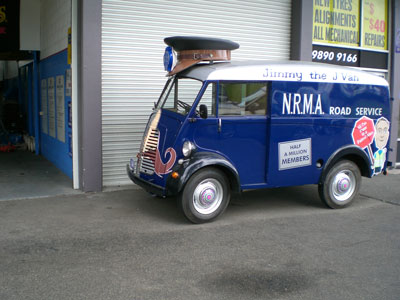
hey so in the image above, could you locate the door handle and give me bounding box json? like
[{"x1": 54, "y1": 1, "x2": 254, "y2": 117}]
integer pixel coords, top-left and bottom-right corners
[{"x1": 218, "y1": 118, "x2": 222, "y2": 133}]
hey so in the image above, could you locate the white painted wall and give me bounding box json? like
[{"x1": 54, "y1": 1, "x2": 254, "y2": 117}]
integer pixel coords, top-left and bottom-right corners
[
  {"x1": 20, "y1": 0, "x2": 40, "y2": 51},
  {"x1": 40, "y1": 0, "x2": 71, "y2": 59}
]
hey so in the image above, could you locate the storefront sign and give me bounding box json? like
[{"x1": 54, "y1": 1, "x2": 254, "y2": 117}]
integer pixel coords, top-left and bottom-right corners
[
  {"x1": 362, "y1": 0, "x2": 388, "y2": 50},
  {"x1": 0, "y1": 0, "x2": 20, "y2": 51},
  {"x1": 312, "y1": 0, "x2": 388, "y2": 69},
  {"x1": 313, "y1": 0, "x2": 360, "y2": 47}
]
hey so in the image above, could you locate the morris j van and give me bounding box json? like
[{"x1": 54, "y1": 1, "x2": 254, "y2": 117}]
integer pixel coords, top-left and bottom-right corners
[{"x1": 127, "y1": 37, "x2": 391, "y2": 223}]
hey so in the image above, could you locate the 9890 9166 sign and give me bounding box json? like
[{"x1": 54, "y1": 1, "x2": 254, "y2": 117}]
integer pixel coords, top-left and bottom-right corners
[{"x1": 312, "y1": 45, "x2": 360, "y2": 67}]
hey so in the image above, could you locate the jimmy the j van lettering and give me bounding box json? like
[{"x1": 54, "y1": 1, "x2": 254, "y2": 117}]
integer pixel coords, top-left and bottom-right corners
[
  {"x1": 282, "y1": 93, "x2": 324, "y2": 115},
  {"x1": 263, "y1": 68, "x2": 303, "y2": 81},
  {"x1": 333, "y1": 72, "x2": 359, "y2": 82}
]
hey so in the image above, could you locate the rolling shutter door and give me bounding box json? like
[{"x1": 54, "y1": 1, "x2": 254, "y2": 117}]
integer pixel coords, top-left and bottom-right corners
[{"x1": 102, "y1": 0, "x2": 292, "y2": 186}]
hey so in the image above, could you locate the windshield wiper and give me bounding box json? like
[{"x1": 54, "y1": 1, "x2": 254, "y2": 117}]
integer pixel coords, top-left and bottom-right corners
[{"x1": 177, "y1": 100, "x2": 192, "y2": 113}]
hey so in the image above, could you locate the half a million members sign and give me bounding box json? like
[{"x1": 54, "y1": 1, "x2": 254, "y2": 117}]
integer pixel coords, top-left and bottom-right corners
[{"x1": 0, "y1": 0, "x2": 20, "y2": 51}]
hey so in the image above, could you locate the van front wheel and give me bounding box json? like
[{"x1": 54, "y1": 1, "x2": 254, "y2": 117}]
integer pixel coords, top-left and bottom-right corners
[
  {"x1": 319, "y1": 160, "x2": 361, "y2": 209},
  {"x1": 179, "y1": 168, "x2": 230, "y2": 223}
]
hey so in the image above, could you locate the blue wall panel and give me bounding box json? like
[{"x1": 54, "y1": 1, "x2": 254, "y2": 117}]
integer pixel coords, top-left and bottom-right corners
[{"x1": 39, "y1": 50, "x2": 72, "y2": 178}]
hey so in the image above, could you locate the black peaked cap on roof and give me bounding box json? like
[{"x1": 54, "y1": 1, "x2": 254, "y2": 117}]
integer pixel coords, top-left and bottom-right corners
[{"x1": 164, "y1": 36, "x2": 240, "y2": 51}]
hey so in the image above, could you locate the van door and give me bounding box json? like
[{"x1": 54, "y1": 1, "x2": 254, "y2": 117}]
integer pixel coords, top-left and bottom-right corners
[{"x1": 193, "y1": 82, "x2": 269, "y2": 187}]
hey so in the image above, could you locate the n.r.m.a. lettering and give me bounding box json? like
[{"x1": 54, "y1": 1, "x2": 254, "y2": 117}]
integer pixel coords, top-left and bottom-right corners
[{"x1": 282, "y1": 93, "x2": 324, "y2": 115}]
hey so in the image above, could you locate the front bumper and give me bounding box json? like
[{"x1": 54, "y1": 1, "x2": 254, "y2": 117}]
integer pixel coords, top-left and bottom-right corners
[{"x1": 126, "y1": 164, "x2": 166, "y2": 197}]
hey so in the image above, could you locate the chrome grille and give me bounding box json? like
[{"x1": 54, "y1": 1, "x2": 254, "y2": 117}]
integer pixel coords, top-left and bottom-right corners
[
  {"x1": 135, "y1": 110, "x2": 161, "y2": 176},
  {"x1": 137, "y1": 128, "x2": 159, "y2": 175}
]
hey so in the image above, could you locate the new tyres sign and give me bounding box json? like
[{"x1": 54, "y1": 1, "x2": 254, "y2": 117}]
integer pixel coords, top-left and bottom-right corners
[{"x1": 313, "y1": 0, "x2": 360, "y2": 47}]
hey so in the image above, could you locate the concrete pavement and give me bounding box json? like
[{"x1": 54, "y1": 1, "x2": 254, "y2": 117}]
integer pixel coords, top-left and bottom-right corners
[
  {"x1": 359, "y1": 169, "x2": 400, "y2": 206},
  {"x1": 0, "y1": 172, "x2": 399, "y2": 300}
]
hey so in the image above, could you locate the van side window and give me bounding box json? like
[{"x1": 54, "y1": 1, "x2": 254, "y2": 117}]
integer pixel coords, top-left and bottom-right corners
[
  {"x1": 218, "y1": 82, "x2": 267, "y2": 116},
  {"x1": 196, "y1": 83, "x2": 216, "y2": 117}
]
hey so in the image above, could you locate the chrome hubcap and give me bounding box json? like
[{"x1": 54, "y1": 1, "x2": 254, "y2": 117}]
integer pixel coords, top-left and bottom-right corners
[
  {"x1": 331, "y1": 170, "x2": 356, "y2": 202},
  {"x1": 193, "y1": 179, "x2": 223, "y2": 215}
]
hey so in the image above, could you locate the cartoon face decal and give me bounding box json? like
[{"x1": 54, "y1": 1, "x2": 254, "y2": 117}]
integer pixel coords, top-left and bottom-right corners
[
  {"x1": 374, "y1": 117, "x2": 390, "y2": 150},
  {"x1": 373, "y1": 117, "x2": 390, "y2": 175}
]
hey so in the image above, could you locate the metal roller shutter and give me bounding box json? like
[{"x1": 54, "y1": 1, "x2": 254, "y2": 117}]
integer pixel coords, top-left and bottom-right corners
[{"x1": 102, "y1": 0, "x2": 292, "y2": 186}]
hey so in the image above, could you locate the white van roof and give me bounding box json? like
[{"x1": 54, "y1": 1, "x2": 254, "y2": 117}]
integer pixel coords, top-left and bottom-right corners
[{"x1": 179, "y1": 61, "x2": 389, "y2": 86}]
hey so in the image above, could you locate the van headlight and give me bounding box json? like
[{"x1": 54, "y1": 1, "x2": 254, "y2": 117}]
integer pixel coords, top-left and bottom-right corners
[{"x1": 182, "y1": 141, "x2": 196, "y2": 157}]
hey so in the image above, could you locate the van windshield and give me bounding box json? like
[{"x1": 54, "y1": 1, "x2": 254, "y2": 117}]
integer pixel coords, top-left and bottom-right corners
[{"x1": 156, "y1": 77, "x2": 203, "y2": 115}]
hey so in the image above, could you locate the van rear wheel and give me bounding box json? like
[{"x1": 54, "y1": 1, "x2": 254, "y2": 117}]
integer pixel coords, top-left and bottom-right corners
[
  {"x1": 319, "y1": 160, "x2": 361, "y2": 209},
  {"x1": 179, "y1": 168, "x2": 230, "y2": 223}
]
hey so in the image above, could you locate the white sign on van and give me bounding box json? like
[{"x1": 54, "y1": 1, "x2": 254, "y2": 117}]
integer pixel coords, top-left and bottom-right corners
[{"x1": 279, "y1": 138, "x2": 311, "y2": 170}]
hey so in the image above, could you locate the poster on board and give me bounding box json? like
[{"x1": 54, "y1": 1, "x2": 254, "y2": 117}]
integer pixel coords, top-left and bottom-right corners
[
  {"x1": 48, "y1": 77, "x2": 56, "y2": 138},
  {"x1": 41, "y1": 79, "x2": 48, "y2": 134},
  {"x1": 56, "y1": 75, "x2": 65, "y2": 143}
]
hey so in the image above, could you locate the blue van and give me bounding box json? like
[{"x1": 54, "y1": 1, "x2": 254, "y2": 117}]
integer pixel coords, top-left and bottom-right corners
[{"x1": 127, "y1": 37, "x2": 391, "y2": 223}]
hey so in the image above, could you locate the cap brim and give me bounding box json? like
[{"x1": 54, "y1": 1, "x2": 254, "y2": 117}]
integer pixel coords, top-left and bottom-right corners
[{"x1": 168, "y1": 59, "x2": 200, "y2": 76}]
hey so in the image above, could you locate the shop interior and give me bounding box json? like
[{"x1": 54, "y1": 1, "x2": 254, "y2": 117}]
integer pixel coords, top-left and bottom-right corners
[{"x1": 0, "y1": 57, "x2": 78, "y2": 201}]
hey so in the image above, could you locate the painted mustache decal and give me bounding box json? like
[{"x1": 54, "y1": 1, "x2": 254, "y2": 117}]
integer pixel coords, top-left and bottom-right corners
[
  {"x1": 142, "y1": 137, "x2": 176, "y2": 177},
  {"x1": 154, "y1": 147, "x2": 176, "y2": 177},
  {"x1": 140, "y1": 110, "x2": 176, "y2": 177}
]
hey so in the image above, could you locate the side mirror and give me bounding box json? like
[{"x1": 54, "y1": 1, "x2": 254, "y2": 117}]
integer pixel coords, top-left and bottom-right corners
[{"x1": 199, "y1": 104, "x2": 208, "y2": 119}]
